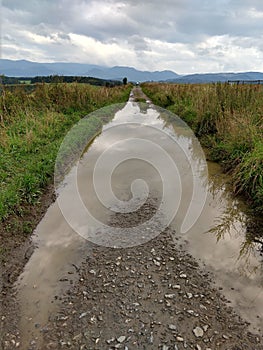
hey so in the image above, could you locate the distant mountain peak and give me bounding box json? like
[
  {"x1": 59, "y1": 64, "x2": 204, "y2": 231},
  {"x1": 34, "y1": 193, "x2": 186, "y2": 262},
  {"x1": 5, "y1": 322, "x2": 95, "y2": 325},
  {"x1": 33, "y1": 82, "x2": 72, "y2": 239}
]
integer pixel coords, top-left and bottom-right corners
[
  {"x1": 0, "y1": 59, "x2": 180, "y2": 81},
  {"x1": 1, "y1": 59, "x2": 261, "y2": 83}
]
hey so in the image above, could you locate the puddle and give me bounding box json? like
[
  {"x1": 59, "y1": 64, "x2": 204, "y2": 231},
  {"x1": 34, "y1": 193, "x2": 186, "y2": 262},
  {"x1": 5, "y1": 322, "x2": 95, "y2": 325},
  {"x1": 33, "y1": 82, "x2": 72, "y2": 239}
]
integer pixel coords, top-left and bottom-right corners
[
  {"x1": 15, "y1": 90, "x2": 262, "y2": 348},
  {"x1": 172, "y1": 160, "x2": 263, "y2": 333}
]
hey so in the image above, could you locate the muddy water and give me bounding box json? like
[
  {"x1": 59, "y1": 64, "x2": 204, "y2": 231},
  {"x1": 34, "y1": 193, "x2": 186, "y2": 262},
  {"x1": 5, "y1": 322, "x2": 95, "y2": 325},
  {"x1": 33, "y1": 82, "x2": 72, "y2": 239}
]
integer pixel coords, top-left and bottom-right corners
[
  {"x1": 15, "y1": 91, "x2": 262, "y2": 348},
  {"x1": 173, "y1": 160, "x2": 263, "y2": 333}
]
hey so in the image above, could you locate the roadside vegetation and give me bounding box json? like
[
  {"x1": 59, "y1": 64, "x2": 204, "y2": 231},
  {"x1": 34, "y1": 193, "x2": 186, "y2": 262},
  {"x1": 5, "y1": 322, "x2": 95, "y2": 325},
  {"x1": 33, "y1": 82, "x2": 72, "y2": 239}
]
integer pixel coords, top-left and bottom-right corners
[
  {"x1": 0, "y1": 83, "x2": 131, "y2": 223},
  {"x1": 142, "y1": 82, "x2": 263, "y2": 215}
]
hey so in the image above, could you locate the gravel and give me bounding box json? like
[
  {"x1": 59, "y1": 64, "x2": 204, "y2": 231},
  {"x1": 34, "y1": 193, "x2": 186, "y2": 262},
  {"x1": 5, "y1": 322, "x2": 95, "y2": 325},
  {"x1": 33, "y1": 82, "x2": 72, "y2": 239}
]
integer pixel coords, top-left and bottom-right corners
[{"x1": 2, "y1": 200, "x2": 263, "y2": 349}]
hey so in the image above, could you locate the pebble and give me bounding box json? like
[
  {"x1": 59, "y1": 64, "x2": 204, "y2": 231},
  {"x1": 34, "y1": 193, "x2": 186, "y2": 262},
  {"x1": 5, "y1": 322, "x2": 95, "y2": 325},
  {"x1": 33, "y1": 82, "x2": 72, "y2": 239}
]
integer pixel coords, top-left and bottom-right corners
[
  {"x1": 173, "y1": 285, "x2": 181, "y2": 289},
  {"x1": 165, "y1": 294, "x2": 175, "y2": 299},
  {"x1": 187, "y1": 310, "x2": 195, "y2": 315},
  {"x1": 168, "y1": 324, "x2": 177, "y2": 330},
  {"x1": 203, "y1": 325, "x2": 209, "y2": 332},
  {"x1": 176, "y1": 336, "x2": 184, "y2": 342},
  {"x1": 196, "y1": 345, "x2": 202, "y2": 350},
  {"x1": 106, "y1": 338, "x2": 115, "y2": 344},
  {"x1": 73, "y1": 334, "x2": 82, "y2": 341},
  {"x1": 162, "y1": 345, "x2": 169, "y2": 350},
  {"x1": 117, "y1": 336, "x2": 126, "y2": 343},
  {"x1": 193, "y1": 326, "x2": 204, "y2": 338},
  {"x1": 149, "y1": 332, "x2": 154, "y2": 344}
]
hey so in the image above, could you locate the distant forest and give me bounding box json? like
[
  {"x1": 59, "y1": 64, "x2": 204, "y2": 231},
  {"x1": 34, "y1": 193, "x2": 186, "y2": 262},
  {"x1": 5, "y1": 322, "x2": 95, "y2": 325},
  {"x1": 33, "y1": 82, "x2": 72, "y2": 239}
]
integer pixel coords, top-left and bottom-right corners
[{"x1": 0, "y1": 75, "x2": 123, "y2": 87}]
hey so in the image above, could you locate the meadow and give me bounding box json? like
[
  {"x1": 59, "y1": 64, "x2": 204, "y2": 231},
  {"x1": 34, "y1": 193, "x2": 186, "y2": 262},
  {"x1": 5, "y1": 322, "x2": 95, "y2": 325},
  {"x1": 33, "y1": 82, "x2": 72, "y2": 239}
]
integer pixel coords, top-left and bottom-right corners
[
  {"x1": 0, "y1": 83, "x2": 131, "y2": 222},
  {"x1": 142, "y1": 82, "x2": 263, "y2": 215}
]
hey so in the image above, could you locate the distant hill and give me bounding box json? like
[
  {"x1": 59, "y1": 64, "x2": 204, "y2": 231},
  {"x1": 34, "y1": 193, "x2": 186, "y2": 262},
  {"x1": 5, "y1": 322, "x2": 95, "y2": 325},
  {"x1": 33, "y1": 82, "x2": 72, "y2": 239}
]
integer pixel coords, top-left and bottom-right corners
[
  {"x1": 0, "y1": 59, "x2": 180, "y2": 82},
  {"x1": 88, "y1": 66, "x2": 180, "y2": 82},
  {"x1": 1, "y1": 59, "x2": 262, "y2": 83},
  {"x1": 170, "y1": 72, "x2": 263, "y2": 83}
]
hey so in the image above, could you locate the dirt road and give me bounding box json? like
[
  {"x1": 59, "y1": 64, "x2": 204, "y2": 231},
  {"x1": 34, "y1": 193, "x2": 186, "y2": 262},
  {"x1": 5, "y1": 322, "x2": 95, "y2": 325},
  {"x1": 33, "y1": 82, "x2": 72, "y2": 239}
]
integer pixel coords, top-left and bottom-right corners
[
  {"x1": 43, "y1": 203, "x2": 262, "y2": 349},
  {"x1": 1, "y1": 88, "x2": 263, "y2": 349}
]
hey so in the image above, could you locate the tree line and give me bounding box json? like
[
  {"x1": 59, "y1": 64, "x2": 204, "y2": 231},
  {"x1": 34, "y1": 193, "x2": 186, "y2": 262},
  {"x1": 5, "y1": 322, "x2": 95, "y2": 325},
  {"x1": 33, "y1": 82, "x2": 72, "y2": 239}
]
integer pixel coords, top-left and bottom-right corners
[{"x1": 0, "y1": 74, "x2": 125, "y2": 87}]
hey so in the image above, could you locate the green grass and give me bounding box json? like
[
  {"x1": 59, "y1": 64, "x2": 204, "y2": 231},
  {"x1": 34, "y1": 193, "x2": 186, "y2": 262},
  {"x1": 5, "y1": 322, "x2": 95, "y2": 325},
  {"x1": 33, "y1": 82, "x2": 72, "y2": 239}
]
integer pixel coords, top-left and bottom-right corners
[
  {"x1": 0, "y1": 83, "x2": 132, "y2": 221},
  {"x1": 142, "y1": 82, "x2": 263, "y2": 214}
]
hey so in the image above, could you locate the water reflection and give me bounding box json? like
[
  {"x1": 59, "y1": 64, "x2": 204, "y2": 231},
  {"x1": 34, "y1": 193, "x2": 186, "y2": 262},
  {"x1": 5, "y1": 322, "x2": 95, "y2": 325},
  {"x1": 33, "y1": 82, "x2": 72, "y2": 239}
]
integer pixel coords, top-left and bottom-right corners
[
  {"x1": 162, "y1": 113, "x2": 263, "y2": 333},
  {"x1": 207, "y1": 168, "x2": 263, "y2": 264}
]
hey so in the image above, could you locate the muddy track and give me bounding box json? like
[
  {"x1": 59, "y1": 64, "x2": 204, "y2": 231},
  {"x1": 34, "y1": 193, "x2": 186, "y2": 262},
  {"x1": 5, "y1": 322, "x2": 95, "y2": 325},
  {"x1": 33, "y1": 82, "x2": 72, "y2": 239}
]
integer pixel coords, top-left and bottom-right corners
[
  {"x1": 1, "y1": 185, "x2": 56, "y2": 348},
  {"x1": 1, "y1": 88, "x2": 263, "y2": 349},
  {"x1": 43, "y1": 202, "x2": 262, "y2": 349}
]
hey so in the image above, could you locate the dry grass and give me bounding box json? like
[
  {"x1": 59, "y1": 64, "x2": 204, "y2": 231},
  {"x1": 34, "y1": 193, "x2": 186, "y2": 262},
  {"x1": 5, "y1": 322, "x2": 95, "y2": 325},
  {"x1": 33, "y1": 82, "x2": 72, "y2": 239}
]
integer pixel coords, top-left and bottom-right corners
[{"x1": 142, "y1": 82, "x2": 263, "y2": 213}]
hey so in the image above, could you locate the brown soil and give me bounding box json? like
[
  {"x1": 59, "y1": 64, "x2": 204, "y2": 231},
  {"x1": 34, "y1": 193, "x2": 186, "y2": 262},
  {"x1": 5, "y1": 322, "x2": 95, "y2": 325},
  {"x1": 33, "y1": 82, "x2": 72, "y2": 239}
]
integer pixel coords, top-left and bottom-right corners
[
  {"x1": 1, "y1": 185, "x2": 55, "y2": 288},
  {"x1": 0, "y1": 184, "x2": 56, "y2": 346}
]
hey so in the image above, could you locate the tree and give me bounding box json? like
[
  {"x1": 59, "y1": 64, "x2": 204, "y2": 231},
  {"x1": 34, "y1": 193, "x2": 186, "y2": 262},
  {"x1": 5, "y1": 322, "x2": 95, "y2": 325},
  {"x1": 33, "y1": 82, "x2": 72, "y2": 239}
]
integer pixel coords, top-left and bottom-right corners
[{"x1": 123, "y1": 77, "x2": 128, "y2": 85}]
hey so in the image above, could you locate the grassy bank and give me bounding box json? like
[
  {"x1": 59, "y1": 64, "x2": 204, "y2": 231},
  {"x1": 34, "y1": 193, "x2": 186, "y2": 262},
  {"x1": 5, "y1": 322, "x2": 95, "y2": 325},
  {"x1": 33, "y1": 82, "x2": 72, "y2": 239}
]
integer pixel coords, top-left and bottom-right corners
[
  {"x1": 0, "y1": 83, "x2": 131, "y2": 222},
  {"x1": 142, "y1": 82, "x2": 263, "y2": 214}
]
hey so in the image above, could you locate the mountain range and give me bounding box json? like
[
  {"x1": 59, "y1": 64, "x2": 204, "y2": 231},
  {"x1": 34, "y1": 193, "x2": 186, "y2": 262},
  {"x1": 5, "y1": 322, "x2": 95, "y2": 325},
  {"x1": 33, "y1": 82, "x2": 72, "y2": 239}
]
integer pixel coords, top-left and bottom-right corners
[
  {"x1": 0, "y1": 59, "x2": 179, "y2": 82},
  {"x1": 1, "y1": 59, "x2": 263, "y2": 83}
]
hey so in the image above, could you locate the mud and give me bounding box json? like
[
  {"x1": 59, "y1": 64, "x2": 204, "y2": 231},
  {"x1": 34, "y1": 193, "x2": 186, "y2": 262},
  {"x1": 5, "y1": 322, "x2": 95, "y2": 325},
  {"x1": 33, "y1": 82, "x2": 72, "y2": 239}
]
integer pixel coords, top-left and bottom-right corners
[
  {"x1": 42, "y1": 201, "x2": 262, "y2": 349},
  {"x1": 1, "y1": 88, "x2": 263, "y2": 349}
]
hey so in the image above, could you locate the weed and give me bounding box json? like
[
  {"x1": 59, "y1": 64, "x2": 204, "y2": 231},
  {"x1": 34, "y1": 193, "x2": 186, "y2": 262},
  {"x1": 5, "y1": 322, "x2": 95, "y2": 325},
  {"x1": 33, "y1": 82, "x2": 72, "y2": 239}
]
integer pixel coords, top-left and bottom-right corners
[
  {"x1": 142, "y1": 82, "x2": 263, "y2": 214},
  {"x1": 0, "y1": 83, "x2": 131, "y2": 222}
]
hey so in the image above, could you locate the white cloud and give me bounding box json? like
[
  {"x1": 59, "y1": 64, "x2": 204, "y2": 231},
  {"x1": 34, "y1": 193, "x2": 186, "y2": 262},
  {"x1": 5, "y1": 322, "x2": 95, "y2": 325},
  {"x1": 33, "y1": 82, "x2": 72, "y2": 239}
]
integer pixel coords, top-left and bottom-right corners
[{"x1": 1, "y1": 0, "x2": 263, "y2": 73}]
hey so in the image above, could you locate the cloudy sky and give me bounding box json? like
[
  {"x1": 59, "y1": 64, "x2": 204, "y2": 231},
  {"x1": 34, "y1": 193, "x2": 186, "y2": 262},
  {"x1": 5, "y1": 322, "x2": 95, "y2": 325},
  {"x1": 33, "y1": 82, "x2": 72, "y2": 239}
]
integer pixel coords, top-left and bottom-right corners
[{"x1": 1, "y1": 0, "x2": 263, "y2": 74}]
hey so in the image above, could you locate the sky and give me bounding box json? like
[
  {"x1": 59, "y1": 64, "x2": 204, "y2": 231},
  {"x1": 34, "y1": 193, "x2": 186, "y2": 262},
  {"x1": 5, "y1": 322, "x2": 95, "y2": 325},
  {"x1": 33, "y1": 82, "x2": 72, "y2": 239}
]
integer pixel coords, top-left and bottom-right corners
[{"x1": 1, "y1": 0, "x2": 263, "y2": 74}]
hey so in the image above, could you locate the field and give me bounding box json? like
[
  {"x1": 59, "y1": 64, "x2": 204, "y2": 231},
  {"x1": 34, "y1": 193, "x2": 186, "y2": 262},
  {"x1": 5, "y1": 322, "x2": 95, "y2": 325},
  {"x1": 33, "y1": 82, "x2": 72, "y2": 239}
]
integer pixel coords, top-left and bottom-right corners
[
  {"x1": 0, "y1": 83, "x2": 131, "y2": 223},
  {"x1": 142, "y1": 82, "x2": 263, "y2": 215}
]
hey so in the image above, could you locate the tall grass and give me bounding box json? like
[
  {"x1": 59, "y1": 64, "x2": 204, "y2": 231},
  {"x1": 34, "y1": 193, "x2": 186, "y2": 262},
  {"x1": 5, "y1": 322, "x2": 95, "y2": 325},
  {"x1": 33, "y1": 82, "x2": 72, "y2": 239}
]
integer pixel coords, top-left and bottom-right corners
[
  {"x1": 142, "y1": 82, "x2": 263, "y2": 214},
  {"x1": 0, "y1": 83, "x2": 131, "y2": 221}
]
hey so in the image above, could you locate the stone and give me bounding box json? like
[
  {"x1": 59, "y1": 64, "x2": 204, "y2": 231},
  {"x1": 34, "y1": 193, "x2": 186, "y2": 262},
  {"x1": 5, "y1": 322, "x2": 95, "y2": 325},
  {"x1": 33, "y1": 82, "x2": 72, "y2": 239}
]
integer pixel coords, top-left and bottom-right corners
[
  {"x1": 173, "y1": 285, "x2": 181, "y2": 289},
  {"x1": 168, "y1": 324, "x2": 177, "y2": 331},
  {"x1": 117, "y1": 336, "x2": 126, "y2": 343},
  {"x1": 176, "y1": 336, "x2": 184, "y2": 342},
  {"x1": 165, "y1": 294, "x2": 175, "y2": 299},
  {"x1": 106, "y1": 338, "x2": 115, "y2": 344},
  {"x1": 193, "y1": 327, "x2": 204, "y2": 338},
  {"x1": 203, "y1": 325, "x2": 209, "y2": 332}
]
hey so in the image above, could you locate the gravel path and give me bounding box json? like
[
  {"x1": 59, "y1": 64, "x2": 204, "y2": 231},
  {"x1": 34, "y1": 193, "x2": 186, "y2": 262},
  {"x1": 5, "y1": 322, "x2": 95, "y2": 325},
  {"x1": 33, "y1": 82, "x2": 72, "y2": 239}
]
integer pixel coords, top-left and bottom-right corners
[{"x1": 40, "y1": 202, "x2": 263, "y2": 350}]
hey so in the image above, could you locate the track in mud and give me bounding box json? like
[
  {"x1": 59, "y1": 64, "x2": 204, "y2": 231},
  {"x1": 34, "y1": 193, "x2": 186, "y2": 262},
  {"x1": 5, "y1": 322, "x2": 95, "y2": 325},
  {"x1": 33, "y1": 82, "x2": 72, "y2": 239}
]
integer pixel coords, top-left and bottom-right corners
[{"x1": 1, "y1": 88, "x2": 263, "y2": 349}]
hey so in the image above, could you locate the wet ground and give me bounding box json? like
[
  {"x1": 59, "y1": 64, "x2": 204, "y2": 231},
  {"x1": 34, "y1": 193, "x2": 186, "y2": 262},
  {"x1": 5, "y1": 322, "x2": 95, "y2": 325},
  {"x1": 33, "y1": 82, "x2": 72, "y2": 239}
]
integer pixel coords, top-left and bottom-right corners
[{"x1": 1, "y1": 88, "x2": 262, "y2": 349}]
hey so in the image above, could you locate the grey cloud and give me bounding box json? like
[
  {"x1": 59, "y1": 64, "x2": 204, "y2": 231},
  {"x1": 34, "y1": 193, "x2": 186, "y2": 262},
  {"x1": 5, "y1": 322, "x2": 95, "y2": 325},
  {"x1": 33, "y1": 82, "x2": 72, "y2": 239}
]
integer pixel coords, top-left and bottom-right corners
[
  {"x1": 128, "y1": 36, "x2": 150, "y2": 52},
  {"x1": 2, "y1": 0, "x2": 262, "y2": 43},
  {"x1": 1, "y1": 0, "x2": 263, "y2": 72}
]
